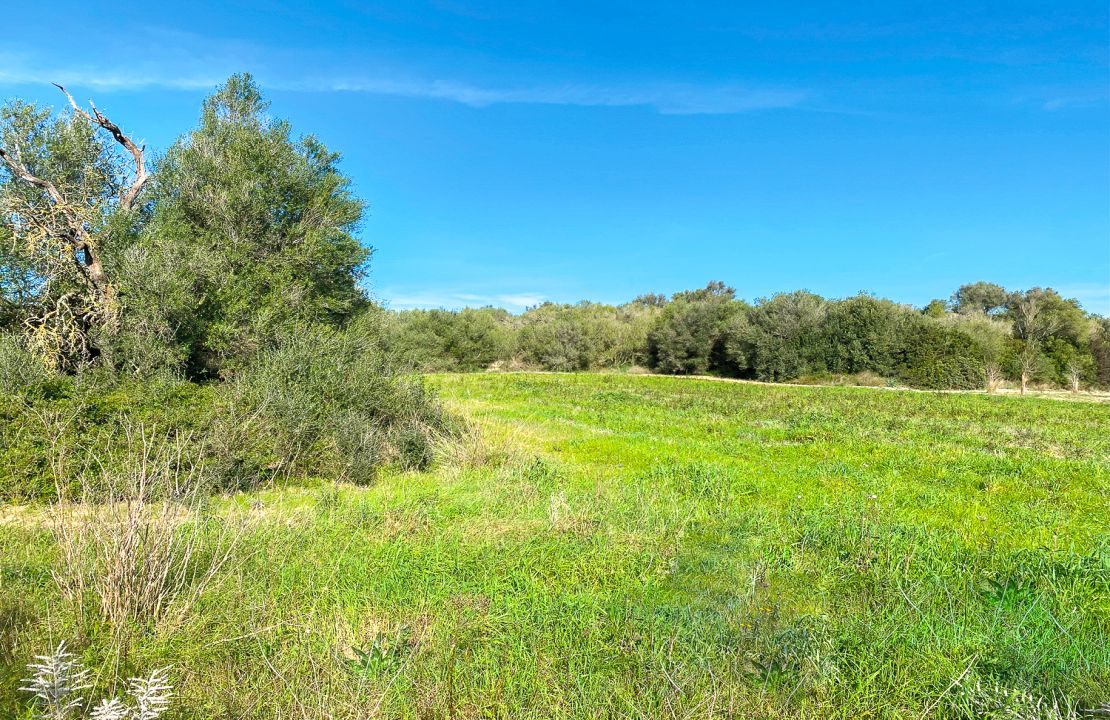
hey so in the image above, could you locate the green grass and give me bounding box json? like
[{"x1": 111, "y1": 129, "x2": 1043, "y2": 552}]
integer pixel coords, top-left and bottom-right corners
[{"x1": 2, "y1": 372, "x2": 1108, "y2": 718}]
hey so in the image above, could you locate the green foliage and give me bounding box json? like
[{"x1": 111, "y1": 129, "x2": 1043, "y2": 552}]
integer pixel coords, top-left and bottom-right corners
[
  {"x1": 922, "y1": 298, "x2": 949, "y2": 317},
  {"x1": 0, "y1": 323, "x2": 450, "y2": 499},
  {"x1": 1091, "y1": 317, "x2": 1110, "y2": 387},
  {"x1": 144, "y1": 74, "x2": 370, "y2": 377},
  {"x1": 953, "y1": 281, "x2": 1010, "y2": 315},
  {"x1": 0, "y1": 333, "x2": 64, "y2": 398},
  {"x1": 740, "y1": 291, "x2": 829, "y2": 381},
  {"x1": 0, "y1": 99, "x2": 132, "y2": 369},
  {"x1": 0, "y1": 76, "x2": 451, "y2": 501},
  {"x1": 379, "y1": 281, "x2": 1107, "y2": 391},
  {"x1": 385, "y1": 307, "x2": 512, "y2": 371},
  {"x1": 647, "y1": 281, "x2": 741, "y2": 375},
  {"x1": 517, "y1": 301, "x2": 641, "y2": 371},
  {"x1": 819, "y1": 294, "x2": 905, "y2": 376},
  {"x1": 0, "y1": 373, "x2": 215, "y2": 500},
  {"x1": 894, "y1": 315, "x2": 986, "y2": 389},
  {"x1": 217, "y1": 319, "x2": 452, "y2": 485}
]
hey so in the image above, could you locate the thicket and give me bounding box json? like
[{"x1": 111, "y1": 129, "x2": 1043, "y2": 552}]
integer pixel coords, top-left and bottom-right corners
[
  {"x1": 0, "y1": 75, "x2": 449, "y2": 500},
  {"x1": 387, "y1": 281, "x2": 1109, "y2": 392}
]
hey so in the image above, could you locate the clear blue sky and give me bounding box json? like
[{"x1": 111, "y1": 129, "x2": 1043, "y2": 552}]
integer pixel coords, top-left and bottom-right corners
[{"x1": 2, "y1": 2, "x2": 1108, "y2": 313}]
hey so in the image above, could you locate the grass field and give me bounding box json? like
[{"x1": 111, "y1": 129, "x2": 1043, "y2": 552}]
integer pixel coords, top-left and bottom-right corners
[{"x1": 2, "y1": 373, "x2": 1108, "y2": 718}]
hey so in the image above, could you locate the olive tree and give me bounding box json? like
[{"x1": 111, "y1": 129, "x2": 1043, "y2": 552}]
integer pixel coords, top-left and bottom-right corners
[
  {"x1": 0, "y1": 86, "x2": 149, "y2": 370},
  {"x1": 146, "y1": 74, "x2": 370, "y2": 376}
]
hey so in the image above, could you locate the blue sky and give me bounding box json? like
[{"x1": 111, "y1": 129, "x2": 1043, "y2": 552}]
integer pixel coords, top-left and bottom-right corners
[{"x1": 2, "y1": 2, "x2": 1108, "y2": 313}]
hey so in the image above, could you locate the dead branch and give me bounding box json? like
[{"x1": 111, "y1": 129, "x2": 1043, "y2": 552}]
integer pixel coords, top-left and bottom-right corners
[
  {"x1": 0, "y1": 146, "x2": 66, "y2": 205},
  {"x1": 53, "y1": 83, "x2": 149, "y2": 211}
]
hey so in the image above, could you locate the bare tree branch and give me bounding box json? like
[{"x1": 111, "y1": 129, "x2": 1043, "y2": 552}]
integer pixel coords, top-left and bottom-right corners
[
  {"x1": 0, "y1": 146, "x2": 66, "y2": 205},
  {"x1": 53, "y1": 83, "x2": 150, "y2": 211}
]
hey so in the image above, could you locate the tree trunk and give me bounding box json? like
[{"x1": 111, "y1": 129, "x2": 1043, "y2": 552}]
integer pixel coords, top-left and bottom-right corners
[{"x1": 1020, "y1": 371, "x2": 1028, "y2": 395}]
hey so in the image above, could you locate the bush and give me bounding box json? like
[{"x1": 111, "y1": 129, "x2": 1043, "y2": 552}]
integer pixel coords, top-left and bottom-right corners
[
  {"x1": 385, "y1": 307, "x2": 512, "y2": 371},
  {"x1": 0, "y1": 318, "x2": 453, "y2": 499},
  {"x1": 0, "y1": 333, "x2": 65, "y2": 398},
  {"x1": 516, "y1": 302, "x2": 633, "y2": 371},
  {"x1": 820, "y1": 295, "x2": 906, "y2": 377},
  {"x1": 0, "y1": 372, "x2": 214, "y2": 500},
  {"x1": 740, "y1": 291, "x2": 829, "y2": 382},
  {"x1": 214, "y1": 319, "x2": 452, "y2": 486}
]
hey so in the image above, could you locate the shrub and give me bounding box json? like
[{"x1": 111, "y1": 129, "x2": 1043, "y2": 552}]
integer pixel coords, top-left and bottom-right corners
[
  {"x1": 385, "y1": 307, "x2": 512, "y2": 371},
  {"x1": 516, "y1": 302, "x2": 632, "y2": 371},
  {"x1": 0, "y1": 374, "x2": 214, "y2": 501},
  {"x1": 943, "y1": 311, "x2": 1012, "y2": 391},
  {"x1": 819, "y1": 295, "x2": 906, "y2": 377},
  {"x1": 0, "y1": 333, "x2": 66, "y2": 399},
  {"x1": 214, "y1": 319, "x2": 452, "y2": 485},
  {"x1": 0, "y1": 318, "x2": 451, "y2": 499},
  {"x1": 741, "y1": 291, "x2": 829, "y2": 382}
]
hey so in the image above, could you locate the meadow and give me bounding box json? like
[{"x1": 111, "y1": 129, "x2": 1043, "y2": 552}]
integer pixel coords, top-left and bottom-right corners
[{"x1": 2, "y1": 372, "x2": 1108, "y2": 718}]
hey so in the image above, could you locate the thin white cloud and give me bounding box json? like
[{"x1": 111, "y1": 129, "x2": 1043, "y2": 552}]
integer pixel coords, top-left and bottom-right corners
[
  {"x1": 495, "y1": 293, "x2": 545, "y2": 308},
  {"x1": 317, "y1": 77, "x2": 808, "y2": 114},
  {"x1": 0, "y1": 48, "x2": 808, "y2": 115},
  {"x1": 1056, "y1": 282, "x2": 1110, "y2": 315},
  {"x1": 0, "y1": 49, "x2": 226, "y2": 92},
  {"x1": 382, "y1": 290, "x2": 544, "y2": 311}
]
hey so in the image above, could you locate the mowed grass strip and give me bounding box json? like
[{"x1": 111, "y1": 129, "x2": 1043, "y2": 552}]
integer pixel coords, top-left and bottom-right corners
[{"x1": 1, "y1": 372, "x2": 1107, "y2": 718}]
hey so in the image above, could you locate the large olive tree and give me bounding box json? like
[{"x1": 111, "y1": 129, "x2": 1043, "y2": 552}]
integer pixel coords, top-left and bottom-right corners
[{"x1": 147, "y1": 74, "x2": 370, "y2": 377}]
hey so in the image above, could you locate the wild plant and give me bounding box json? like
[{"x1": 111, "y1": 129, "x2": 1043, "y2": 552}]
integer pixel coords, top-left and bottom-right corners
[
  {"x1": 21, "y1": 641, "x2": 173, "y2": 720},
  {"x1": 49, "y1": 424, "x2": 243, "y2": 637}
]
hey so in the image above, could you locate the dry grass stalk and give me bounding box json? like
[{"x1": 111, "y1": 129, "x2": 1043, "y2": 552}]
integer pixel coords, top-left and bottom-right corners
[{"x1": 49, "y1": 424, "x2": 243, "y2": 635}]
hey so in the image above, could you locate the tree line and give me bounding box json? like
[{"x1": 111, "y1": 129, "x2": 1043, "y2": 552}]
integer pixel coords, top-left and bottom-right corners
[
  {"x1": 1, "y1": 74, "x2": 1105, "y2": 403},
  {"x1": 385, "y1": 281, "x2": 1110, "y2": 392}
]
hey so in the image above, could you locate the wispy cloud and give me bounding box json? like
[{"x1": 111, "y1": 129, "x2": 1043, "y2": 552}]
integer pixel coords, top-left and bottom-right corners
[
  {"x1": 0, "y1": 50, "x2": 227, "y2": 92},
  {"x1": 314, "y1": 77, "x2": 808, "y2": 114},
  {"x1": 0, "y1": 45, "x2": 808, "y2": 115},
  {"x1": 1056, "y1": 282, "x2": 1110, "y2": 315},
  {"x1": 382, "y1": 290, "x2": 545, "y2": 311}
]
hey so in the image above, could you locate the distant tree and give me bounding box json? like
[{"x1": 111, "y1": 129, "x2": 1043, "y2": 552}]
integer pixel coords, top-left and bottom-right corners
[
  {"x1": 631, "y1": 293, "x2": 667, "y2": 308},
  {"x1": 1007, "y1": 287, "x2": 1084, "y2": 393},
  {"x1": 923, "y1": 299, "x2": 948, "y2": 318},
  {"x1": 894, "y1": 316, "x2": 985, "y2": 389},
  {"x1": 821, "y1": 295, "x2": 905, "y2": 376},
  {"x1": 1091, "y1": 317, "x2": 1110, "y2": 388},
  {"x1": 516, "y1": 302, "x2": 627, "y2": 371},
  {"x1": 951, "y1": 282, "x2": 1009, "y2": 316},
  {"x1": 387, "y1": 307, "x2": 511, "y2": 371},
  {"x1": 647, "y1": 282, "x2": 740, "y2": 375},
  {"x1": 945, "y1": 311, "x2": 1011, "y2": 392},
  {"x1": 1050, "y1": 340, "x2": 1095, "y2": 393},
  {"x1": 741, "y1": 291, "x2": 828, "y2": 382}
]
